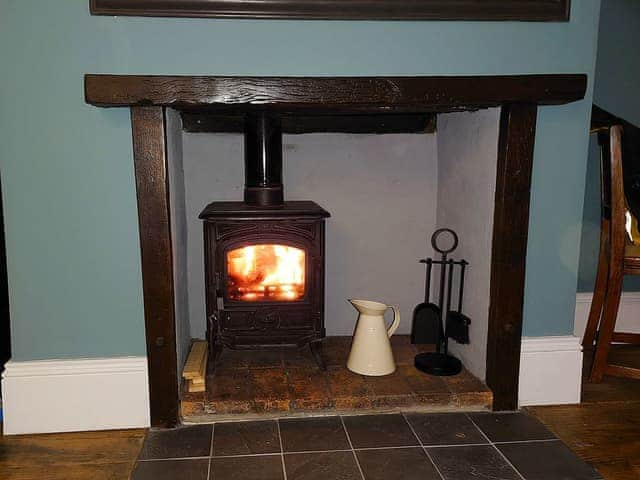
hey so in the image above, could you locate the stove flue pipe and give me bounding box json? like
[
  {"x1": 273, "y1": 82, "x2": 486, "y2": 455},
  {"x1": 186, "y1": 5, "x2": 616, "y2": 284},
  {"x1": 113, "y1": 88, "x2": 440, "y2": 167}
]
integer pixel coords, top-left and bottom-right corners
[{"x1": 244, "y1": 112, "x2": 284, "y2": 207}]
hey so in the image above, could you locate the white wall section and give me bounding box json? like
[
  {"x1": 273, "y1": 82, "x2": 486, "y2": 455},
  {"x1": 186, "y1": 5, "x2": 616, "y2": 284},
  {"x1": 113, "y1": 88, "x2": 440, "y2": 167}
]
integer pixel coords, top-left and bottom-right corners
[
  {"x1": 180, "y1": 133, "x2": 439, "y2": 337},
  {"x1": 435, "y1": 108, "x2": 500, "y2": 380}
]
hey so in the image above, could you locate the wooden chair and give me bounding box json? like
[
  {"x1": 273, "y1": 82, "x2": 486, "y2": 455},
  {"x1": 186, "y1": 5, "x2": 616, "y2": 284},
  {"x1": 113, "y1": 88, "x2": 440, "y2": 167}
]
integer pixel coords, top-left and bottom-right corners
[{"x1": 583, "y1": 124, "x2": 640, "y2": 382}]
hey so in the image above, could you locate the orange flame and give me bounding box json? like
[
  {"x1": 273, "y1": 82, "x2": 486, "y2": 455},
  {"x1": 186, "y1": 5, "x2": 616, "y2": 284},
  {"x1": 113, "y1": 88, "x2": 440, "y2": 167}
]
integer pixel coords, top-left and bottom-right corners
[{"x1": 227, "y1": 244, "x2": 305, "y2": 301}]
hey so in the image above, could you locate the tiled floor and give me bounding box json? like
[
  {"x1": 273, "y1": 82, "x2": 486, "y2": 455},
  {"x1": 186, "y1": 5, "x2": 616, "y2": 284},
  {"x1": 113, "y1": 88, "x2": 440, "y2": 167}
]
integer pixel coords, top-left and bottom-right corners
[
  {"x1": 131, "y1": 411, "x2": 603, "y2": 480},
  {"x1": 181, "y1": 336, "x2": 492, "y2": 420}
]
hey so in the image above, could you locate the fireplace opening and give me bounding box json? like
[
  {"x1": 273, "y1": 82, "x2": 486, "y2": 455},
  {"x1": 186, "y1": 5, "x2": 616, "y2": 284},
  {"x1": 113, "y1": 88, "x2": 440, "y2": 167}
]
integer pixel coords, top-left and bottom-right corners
[
  {"x1": 166, "y1": 107, "x2": 500, "y2": 419},
  {"x1": 227, "y1": 244, "x2": 306, "y2": 302}
]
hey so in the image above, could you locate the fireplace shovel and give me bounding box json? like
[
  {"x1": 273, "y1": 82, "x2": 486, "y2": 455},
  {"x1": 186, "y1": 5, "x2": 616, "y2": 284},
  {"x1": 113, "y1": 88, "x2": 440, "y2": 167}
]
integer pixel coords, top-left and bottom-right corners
[{"x1": 411, "y1": 258, "x2": 441, "y2": 344}]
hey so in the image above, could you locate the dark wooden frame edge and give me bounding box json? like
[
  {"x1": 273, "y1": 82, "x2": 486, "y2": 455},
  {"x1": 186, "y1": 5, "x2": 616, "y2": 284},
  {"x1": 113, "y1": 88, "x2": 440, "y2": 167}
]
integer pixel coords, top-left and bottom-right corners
[
  {"x1": 90, "y1": 0, "x2": 570, "y2": 21},
  {"x1": 85, "y1": 74, "x2": 586, "y2": 426}
]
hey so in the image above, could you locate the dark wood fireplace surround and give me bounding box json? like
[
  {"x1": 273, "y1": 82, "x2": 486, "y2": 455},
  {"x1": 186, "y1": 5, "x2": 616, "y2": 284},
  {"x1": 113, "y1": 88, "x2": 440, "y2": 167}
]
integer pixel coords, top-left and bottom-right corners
[{"x1": 84, "y1": 74, "x2": 586, "y2": 427}]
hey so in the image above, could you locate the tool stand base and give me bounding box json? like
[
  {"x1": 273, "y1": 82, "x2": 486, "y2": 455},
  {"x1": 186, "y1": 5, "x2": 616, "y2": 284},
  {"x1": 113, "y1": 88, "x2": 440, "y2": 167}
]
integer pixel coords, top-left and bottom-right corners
[{"x1": 414, "y1": 352, "x2": 462, "y2": 376}]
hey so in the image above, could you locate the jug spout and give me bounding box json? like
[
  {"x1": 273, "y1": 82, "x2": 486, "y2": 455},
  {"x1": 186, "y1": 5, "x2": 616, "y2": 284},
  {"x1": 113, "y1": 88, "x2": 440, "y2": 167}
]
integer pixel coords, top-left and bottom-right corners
[{"x1": 348, "y1": 298, "x2": 388, "y2": 315}]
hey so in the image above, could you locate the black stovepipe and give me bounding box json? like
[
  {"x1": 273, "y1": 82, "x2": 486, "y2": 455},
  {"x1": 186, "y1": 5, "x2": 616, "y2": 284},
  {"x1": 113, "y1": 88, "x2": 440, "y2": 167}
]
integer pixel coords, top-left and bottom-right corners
[{"x1": 243, "y1": 112, "x2": 284, "y2": 206}]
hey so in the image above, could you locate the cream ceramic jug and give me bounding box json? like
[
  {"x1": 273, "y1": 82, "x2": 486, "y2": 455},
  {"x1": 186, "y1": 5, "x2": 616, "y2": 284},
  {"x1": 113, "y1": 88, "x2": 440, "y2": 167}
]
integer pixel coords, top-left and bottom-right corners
[{"x1": 347, "y1": 299, "x2": 400, "y2": 376}]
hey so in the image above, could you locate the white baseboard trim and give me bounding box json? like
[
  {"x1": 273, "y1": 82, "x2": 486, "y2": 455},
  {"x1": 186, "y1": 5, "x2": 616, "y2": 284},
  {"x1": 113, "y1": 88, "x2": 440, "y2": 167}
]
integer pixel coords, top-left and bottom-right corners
[
  {"x1": 1, "y1": 356, "x2": 150, "y2": 435},
  {"x1": 574, "y1": 291, "x2": 640, "y2": 339},
  {"x1": 518, "y1": 336, "x2": 583, "y2": 407}
]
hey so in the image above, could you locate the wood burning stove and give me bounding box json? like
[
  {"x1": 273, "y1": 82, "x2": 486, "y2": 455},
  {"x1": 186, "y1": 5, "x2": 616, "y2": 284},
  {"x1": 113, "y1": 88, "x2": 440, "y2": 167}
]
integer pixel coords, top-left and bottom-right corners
[{"x1": 200, "y1": 113, "x2": 330, "y2": 369}]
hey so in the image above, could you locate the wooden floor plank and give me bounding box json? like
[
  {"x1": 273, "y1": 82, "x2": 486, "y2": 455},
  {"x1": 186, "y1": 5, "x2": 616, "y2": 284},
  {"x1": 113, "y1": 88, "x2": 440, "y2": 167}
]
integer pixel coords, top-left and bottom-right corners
[
  {"x1": 0, "y1": 428, "x2": 145, "y2": 479},
  {"x1": 529, "y1": 402, "x2": 640, "y2": 480}
]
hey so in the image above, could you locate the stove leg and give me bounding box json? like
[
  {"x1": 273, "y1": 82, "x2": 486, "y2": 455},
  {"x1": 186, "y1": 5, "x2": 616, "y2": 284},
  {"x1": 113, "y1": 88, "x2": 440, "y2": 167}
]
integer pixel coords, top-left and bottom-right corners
[{"x1": 309, "y1": 340, "x2": 326, "y2": 370}]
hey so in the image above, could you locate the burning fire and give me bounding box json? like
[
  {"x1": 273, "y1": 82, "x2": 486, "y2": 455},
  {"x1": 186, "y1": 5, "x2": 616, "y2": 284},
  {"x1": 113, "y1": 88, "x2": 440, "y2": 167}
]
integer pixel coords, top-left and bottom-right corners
[{"x1": 227, "y1": 244, "x2": 305, "y2": 301}]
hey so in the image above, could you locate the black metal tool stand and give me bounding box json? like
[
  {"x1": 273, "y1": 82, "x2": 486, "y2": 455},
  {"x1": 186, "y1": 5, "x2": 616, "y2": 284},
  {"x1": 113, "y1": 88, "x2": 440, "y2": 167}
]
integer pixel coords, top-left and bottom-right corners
[{"x1": 414, "y1": 228, "x2": 467, "y2": 376}]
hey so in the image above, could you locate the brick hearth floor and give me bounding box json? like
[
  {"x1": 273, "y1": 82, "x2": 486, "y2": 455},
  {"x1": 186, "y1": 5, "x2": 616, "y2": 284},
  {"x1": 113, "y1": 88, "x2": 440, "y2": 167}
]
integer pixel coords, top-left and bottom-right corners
[
  {"x1": 181, "y1": 336, "x2": 492, "y2": 422},
  {"x1": 131, "y1": 411, "x2": 603, "y2": 480}
]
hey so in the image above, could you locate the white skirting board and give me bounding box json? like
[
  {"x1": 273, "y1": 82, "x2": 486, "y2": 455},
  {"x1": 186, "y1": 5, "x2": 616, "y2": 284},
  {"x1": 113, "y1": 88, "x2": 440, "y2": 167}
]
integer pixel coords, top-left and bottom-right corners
[
  {"x1": 518, "y1": 336, "x2": 583, "y2": 407},
  {"x1": 574, "y1": 291, "x2": 640, "y2": 339},
  {"x1": 1, "y1": 356, "x2": 150, "y2": 435}
]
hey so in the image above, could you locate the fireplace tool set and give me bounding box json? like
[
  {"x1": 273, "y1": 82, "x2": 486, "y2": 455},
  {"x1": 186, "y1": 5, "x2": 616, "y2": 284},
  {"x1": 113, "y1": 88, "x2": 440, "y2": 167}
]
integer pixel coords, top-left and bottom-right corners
[{"x1": 411, "y1": 228, "x2": 471, "y2": 376}]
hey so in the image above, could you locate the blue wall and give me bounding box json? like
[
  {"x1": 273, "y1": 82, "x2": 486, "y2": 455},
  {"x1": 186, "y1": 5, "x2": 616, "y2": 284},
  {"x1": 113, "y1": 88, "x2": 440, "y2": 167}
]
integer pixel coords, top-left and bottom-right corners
[
  {"x1": 0, "y1": 0, "x2": 600, "y2": 360},
  {"x1": 578, "y1": 0, "x2": 640, "y2": 292}
]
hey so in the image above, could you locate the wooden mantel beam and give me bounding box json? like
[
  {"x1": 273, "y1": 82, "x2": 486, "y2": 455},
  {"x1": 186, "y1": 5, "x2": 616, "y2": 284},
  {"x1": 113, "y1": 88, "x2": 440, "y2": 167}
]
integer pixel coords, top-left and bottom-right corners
[{"x1": 85, "y1": 74, "x2": 587, "y2": 112}]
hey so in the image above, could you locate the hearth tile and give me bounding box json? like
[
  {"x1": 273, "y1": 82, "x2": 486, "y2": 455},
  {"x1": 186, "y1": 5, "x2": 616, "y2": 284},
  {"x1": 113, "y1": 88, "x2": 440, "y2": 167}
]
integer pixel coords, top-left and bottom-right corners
[
  {"x1": 212, "y1": 420, "x2": 280, "y2": 456},
  {"x1": 390, "y1": 335, "x2": 419, "y2": 365},
  {"x1": 131, "y1": 459, "x2": 209, "y2": 480},
  {"x1": 364, "y1": 370, "x2": 413, "y2": 396},
  {"x1": 181, "y1": 398, "x2": 206, "y2": 418},
  {"x1": 284, "y1": 451, "x2": 361, "y2": 480},
  {"x1": 252, "y1": 368, "x2": 291, "y2": 412},
  {"x1": 342, "y1": 413, "x2": 419, "y2": 448},
  {"x1": 217, "y1": 349, "x2": 284, "y2": 370},
  {"x1": 322, "y1": 337, "x2": 351, "y2": 367},
  {"x1": 326, "y1": 367, "x2": 372, "y2": 410},
  {"x1": 397, "y1": 365, "x2": 450, "y2": 394},
  {"x1": 211, "y1": 454, "x2": 284, "y2": 480},
  {"x1": 279, "y1": 416, "x2": 350, "y2": 452},
  {"x1": 208, "y1": 369, "x2": 252, "y2": 414},
  {"x1": 138, "y1": 424, "x2": 213, "y2": 460},
  {"x1": 287, "y1": 368, "x2": 332, "y2": 410},
  {"x1": 441, "y1": 368, "x2": 486, "y2": 394},
  {"x1": 468, "y1": 412, "x2": 557, "y2": 442},
  {"x1": 216, "y1": 349, "x2": 253, "y2": 369},
  {"x1": 369, "y1": 394, "x2": 416, "y2": 409},
  {"x1": 404, "y1": 412, "x2": 488, "y2": 446},
  {"x1": 427, "y1": 445, "x2": 520, "y2": 480},
  {"x1": 454, "y1": 391, "x2": 493, "y2": 409},
  {"x1": 412, "y1": 392, "x2": 457, "y2": 407},
  {"x1": 364, "y1": 370, "x2": 415, "y2": 408},
  {"x1": 498, "y1": 440, "x2": 603, "y2": 480},
  {"x1": 283, "y1": 347, "x2": 318, "y2": 369},
  {"x1": 246, "y1": 349, "x2": 285, "y2": 369},
  {"x1": 356, "y1": 447, "x2": 441, "y2": 480}
]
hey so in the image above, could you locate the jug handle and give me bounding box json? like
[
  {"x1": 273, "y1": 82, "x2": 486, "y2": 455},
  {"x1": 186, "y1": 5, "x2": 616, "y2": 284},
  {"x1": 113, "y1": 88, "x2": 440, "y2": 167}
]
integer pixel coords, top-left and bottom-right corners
[{"x1": 387, "y1": 305, "x2": 400, "y2": 337}]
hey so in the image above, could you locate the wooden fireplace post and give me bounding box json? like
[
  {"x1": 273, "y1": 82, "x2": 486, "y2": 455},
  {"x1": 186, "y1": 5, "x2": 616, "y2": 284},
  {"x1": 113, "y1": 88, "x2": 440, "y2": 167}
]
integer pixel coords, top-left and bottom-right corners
[
  {"x1": 486, "y1": 104, "x2": 537, "y2": 411},
  {"x1": 130, "y1": 106, "x2": 179, "y2": 427}
]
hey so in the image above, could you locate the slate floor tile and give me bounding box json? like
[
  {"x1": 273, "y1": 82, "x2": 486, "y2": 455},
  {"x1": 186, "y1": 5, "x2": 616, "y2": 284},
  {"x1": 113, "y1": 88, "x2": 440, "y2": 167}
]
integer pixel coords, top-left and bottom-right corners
[
  {"x1": 212, "y1": 420, "x2": 280, "y2": 456},
  {"x1": 468, "y1": 412, "x2": 556, "y2": 442},
  {"x1": 498, "y1": 440, "x2": 603, "y2": 480},
  {"x1": 284, "y1": 451, "x2": 361, "y2": 480},
  {"x1": 279, "y1": 416, "x2": 350, "y2": 452},
  {"x1": 404, "y1": 412, "x2": 488, "y2": 446},
  {"x1": 342, "y1": 413, "x2": 419, "y2": 448},
  {"x1": 427, "y1": 445, "x2": 520, "y2": 480},
  {"x1": 138, "y1": 424, "x2": 212, "y2": 459},
  {"x1": 211, "y1": 454, "x2": 284, "y2": 480},
  {"x1": 356, "y1": 447, "x2": 441, "y2": 480},
  {"x1": 131, "y1": 459, "x2": 209, "y2": 480}
]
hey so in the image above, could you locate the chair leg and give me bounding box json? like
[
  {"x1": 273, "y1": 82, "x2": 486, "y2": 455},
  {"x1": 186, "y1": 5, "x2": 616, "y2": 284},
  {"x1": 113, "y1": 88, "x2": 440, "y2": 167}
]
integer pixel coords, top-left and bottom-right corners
[
  {"x1": 589, "y1": 268, "x2": 623, "y2": 383},
  {"x1": 583, "y1": 219, "x2": 610, "y2": 350}
]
